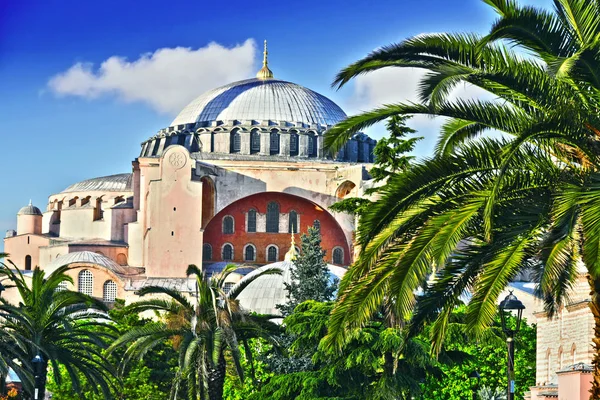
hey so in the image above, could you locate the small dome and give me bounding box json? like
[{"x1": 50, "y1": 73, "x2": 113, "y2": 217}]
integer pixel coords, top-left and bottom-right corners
[
  {"x1": 234, "y1": 254, "x2": 346, "y2": 316},
  {"x1": 61, "y1": 173, "x2": 133, "y2": 193},
  {"x1": 18, "y1": 201, "x2": 42, "y2": 216}
]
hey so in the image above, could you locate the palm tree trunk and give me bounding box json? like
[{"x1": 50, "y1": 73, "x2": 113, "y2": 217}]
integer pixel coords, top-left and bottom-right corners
[
  {"x1": 588, "y1": 274, "x2": 600, "y2": 399},
  {"x1": 206, "y1": 355, "x2": 226, "y2": 400}
]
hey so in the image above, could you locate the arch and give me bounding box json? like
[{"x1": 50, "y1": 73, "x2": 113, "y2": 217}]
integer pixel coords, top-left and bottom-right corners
[
  {"x1": 25, "y1": 255, "x2": 32, "y2": 271},
  {"x1": 103, "y1": 280, "x2": 117, "y2": 303},
  {"x1": 332, "y1": 247, "x2": 344, "y2": 265},
  {"x1": 116, "y1": 253, "x2": 128, "y2": 266},
  {"x1": 270, "y1": 130, "x2": 280, "y2": 155},
  {"x1": 571, "y1": 343, "x2": 577, "y2": 364},
  {"x1": 558, "y1": 346, "x2": 563, "y2": 370},
  {"x1": 81, "y1": 195, "x2": 91, "y2": 206},
  {"x1": 201, "y1": 176, "x2": 216, "y2": 228},
  {"x1": 244, "y1": 244, "x2": 256, "y2": 262},
  {"x1": 336, "y1": 180, "x2": 357, "y2": 199},
  {"x1": 267, "y1": 245, "x2": 278, "y2": 262},
  {"x1": 222, "y1": 215, "x2": 234, "y2": 234},
  {"x1": 288, "y1": 210, "x2": 298, "y2": 234},
  {"x1": 69, "y1": 196, "x2": 79, "y2": 207},
  {"x1": 266, "y1": 202, "x2": 280, "y2": 233},
  {"x1": 78, "y1": 270, "x2": 94, "y2": 296},
  {"x1": 114, "y1": 196, "x2": 125, "y2": 205},
  {"x1": 203, "y1": 243, "x2": 213, "y2": 261},
  {"x1": 546, "y1": 349, "x2": 552, "y2": 383},
  {"x1": 222, "y1": 243, "x2": 234, "y2": 261},
  {"x1": 93, "y1": 197, "x2": 104, "y2": 221},
  {"x1": 230, "y1": 129, "x2": 241, "y2": 153},
  {"x1": 250, "y1": 129, "x2": 261, "y2": 154},
  {"x1": 290, "y1": 131, "x2": 299, "y2": 156},
  {"x1": 247, "y1": 209, "x2": 257, "y2": 233}
]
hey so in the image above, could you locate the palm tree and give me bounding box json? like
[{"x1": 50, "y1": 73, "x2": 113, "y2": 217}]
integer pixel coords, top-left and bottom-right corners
[
  {"x1": 0, "y1": 261, "x2": 118, "y2": 399},
  {"x1": 321, "y1": 0, "x2": 600, "y2": 396},
  {"x1": 111, "y1": 264, "x2": 280, "y2": 400}
]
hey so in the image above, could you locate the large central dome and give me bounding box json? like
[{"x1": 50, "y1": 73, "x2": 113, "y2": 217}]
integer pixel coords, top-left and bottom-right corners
[{"x1": 170, "y1": 78, "x2": 347, "y2": 127}]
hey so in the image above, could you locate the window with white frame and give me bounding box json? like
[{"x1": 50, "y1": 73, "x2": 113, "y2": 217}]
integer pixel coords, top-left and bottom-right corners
[
  {"x1": 244, "y1": 244, "x2": 256, "y2": 262},
  {"x1": 78, "y1": 270, "x2": 93, "y2": 296},
  {"x1": 222, "y1": 244, "x2": 234, "y2": 261},
  {"x1": 333, "y1": 247, "x2": 344, "y2": 265},
  {"x1": 103, "y1": 280, "x2": 117, "y2": 302},
  {"x1": 224, "y1": 282, "x2": 234, "y2": 294},
  {"x1": 250, "y1": 130, "x2": 260, "y2": 154},
  {"x1": 266, "y1": 202, "x2": 279, "y2": 233},
  {"x1": 247, "y1": 209, "x2": 257, "y2": 233},
  {"x1": 223, "y1": 216, "x2": 234, "y2": 234},
  {"x1": 267, "y1": 245, "x2": 278, "y2": 262},
  {"x1": 203, "y1": 243, "x2": 212, "y2": 261},
  {"x1": 288, "y1": 210, "x2": 298, "y2": 234}
]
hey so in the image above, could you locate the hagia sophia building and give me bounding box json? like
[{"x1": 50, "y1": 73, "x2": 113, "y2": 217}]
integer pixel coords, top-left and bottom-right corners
[
  {"x1": 3, "y1": 41, "x2": 594, "y2": 399},
  {"x1": 2, "y1": 41, "x2": 374, "y2": 311}
]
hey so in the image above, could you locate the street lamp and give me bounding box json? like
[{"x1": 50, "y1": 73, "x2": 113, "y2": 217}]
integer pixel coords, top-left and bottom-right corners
[
  {"x1": 32, "y1": 354, "x2": 44, "y2": 400},
  {"x1": 499, "y1": 291, "x2": 525, "y2": 400},
  {"x1": 469, "y1": 370, "x2": 481, "y2": 400}
]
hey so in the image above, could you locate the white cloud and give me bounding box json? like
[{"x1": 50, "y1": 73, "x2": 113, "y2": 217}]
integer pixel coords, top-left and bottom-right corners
[{"x1": 48, "y1": 39, "x2": 257, "y2": 114}]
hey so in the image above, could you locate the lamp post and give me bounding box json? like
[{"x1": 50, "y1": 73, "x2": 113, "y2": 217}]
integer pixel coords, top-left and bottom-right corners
[
  {"x1": 499, "y1": 291, "x2": 525, "y2": 400},
  {"x1": 32, "y1": 354, "x2": 44, "y2": 400},
  {"x1": 469, "y1": 370, "x2": 481, "y2": 400}
]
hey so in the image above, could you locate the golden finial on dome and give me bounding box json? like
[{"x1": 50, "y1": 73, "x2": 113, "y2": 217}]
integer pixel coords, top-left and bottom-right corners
[
  {"x1": 256, "y1": 40, "x2": 274, "y2": 80},
  {"x1": 284, "y1": 230, "x2": 297, "y2": 261}
]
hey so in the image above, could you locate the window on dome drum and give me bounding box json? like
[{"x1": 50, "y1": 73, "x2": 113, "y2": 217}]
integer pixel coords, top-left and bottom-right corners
[
  {"x1": 288, "y1": 211, "x2": 298, "y2": 234},
  {"x1": 25, "y1": 255, "x2": 32, "y2": 271},
  {"x1": 244, "y1": 245, "x2": 256, "y2": 262},
  {"x1": 270, "y1": 131, "x2": 280, "y2": 155},
  {"x1": 103, "y1": 280, "x2": 117, "y2": 303},
  {"x1": 266, "y1": 202, "x2": 280, "y2": 233},
  {"x1": 203, "y1": 243, "x2": 212, "y2": 261},
  {"x1": 231, "y1": 131, "x2": 241, "y2": 153},
  {"x1": 177, "y1": 134, "x2": 186, "y2": 146},
  {"x1": 308, "y1": 135, "x2": 317, "y2": 157},
  {"x1": 224, "y1": 282, "x2": 234, "y2": 294},
  {"x1": 222, "y1": 244, "x2": 233, "y2": 261},
  {"x1": 267, "y1": 245, "x2": 278, "y2": 262},
  {"x1": 333, "y1": 248, "x2": 343, "y2": 265},
  {"x1": 290, "y1": 132, "x2": 299, "y2": 156},
  {"x1": 250, "y1": 130, "x2": 260, "y2": 154},
  {"x1": 247, "y1": 209, "x2": 257, "y2": 233},
  {"x1": 78, "y1": 270, "x2": 94, "y2": 296},
  {"x1": 151, "y1": 139, "x2": 161, "y2": 156},
  {"x1": 223, "y1": 216, "x2": 234, "y2": 234}
]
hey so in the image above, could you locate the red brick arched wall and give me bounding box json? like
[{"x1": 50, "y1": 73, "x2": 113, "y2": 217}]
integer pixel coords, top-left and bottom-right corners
[{"x1": 203, "y1": 192, "x2": 350, "y2": 265}]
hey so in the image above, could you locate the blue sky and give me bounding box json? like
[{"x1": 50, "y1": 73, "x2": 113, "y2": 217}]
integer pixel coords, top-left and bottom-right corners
[{"x1": 0, "y1": 0, "x2": 552, "y2": 248}]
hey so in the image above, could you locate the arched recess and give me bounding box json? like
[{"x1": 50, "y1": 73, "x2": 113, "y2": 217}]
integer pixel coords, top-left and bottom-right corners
[
  {"x1": 25, "y1": 255, "x2": 32, "y2": 270},
  {"x1": 116, "y1": 253, "x2": 128, "y2": 266},
  {"x1": 336, "y1": 180, "x2": 357, "y2": 199},
  {"x1": 201, "y1": 176, "x2": 216, "y2": 228}
]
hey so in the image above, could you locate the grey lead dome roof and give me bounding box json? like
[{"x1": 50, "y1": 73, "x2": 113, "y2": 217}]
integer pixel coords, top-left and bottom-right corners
[
  {"x1": 171, "y1": 78, "x2": 347, "y2": 127},
  {"x1": 18, "y1": 202, "x2": 42, "y2": 216},
  {"x1": 61, "y1": 173, "x2": 133, "y2": 193}
]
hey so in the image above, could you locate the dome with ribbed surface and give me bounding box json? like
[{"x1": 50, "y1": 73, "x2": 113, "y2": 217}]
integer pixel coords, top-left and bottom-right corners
[
  {"x1": 61, "y1": 173, "x2": 133, "y2": 193},
  {"x1": 18, "y1": 201, "x2": 42, "y2": 216},
  {"x1": 170, "y1": 78, "x2": 347, "y2": 127}
]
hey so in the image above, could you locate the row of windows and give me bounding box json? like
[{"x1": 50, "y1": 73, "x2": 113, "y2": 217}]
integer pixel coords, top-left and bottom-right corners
[
  {"x1": 203, "y1": 243, "x2": 344, "y2": 264},
  {"x1": 222, "y1": 204, "x2": 308, "y2": 234},
  {"x1": 73, "y1": 270, "x2": 118, "y2": 302},
  {"x1": 230, "y1": 131, "x2": 317, "y2": 157}
]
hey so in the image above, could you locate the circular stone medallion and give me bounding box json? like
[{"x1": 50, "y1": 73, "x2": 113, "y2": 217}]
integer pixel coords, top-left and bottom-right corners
[{"x1": 168, "y1": 151, "x2": 186, "y2": 169}]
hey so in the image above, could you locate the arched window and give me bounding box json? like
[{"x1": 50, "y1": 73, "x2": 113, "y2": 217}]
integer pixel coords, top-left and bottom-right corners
[
  {"x1": 547, "y1": 350, "x2": 552, "y2": 383},
  {"x1": 25, "y1": 255, "x2": 32, "y2": 271},
  {"x1": 250, "y1": 129, "x2": 260, "y2": 154},
  {"x1": 203, "y1": 243, "x2": 213, "y2": 261},
  {"x1": 78, "y1": 270, "x2": 94, "y2": 296},
  {"x1": 288, "y1": 210, "x2": 298, "y2": 233},
  {"x1": 247, "y1": 209, "x2": 257, "y2": 233},
  {"x1": 116, "y1": 253, "x2": 128, "y2": 266},
  {"x1": 222, "y1": 244, "x2": 233, "y2": 261},
  {"x1": 270, "y1": 131, "x2": 280, "y2": 155},
  {"x1": 313, "y1": 220, "x2": 321, "y2": 231},
  {"x1": 223, "y1": 216, "x2": 234, "y2": 234},
  {"x1": 290, "y1": 132, "x2": 299, "y2": 156},
  {"x1": 224, "y1": 282, "x2": 234, "y2": 294},
  {"x1": 333, "y1": 247, "x2": 344, "y2": 265},
  {"x1": 267, "y1": 245, "x2": 278, "y2": 262},
  {"x1": 558, "y1": 347, "x2": 563, "y2": 370},
  {"x1": 103, "y1": 280, "x2": 117, "y2": 303},
  {"x1": 244, "y1": 244, "x2": 256, "y2": 262},
  {"x1": 572, "y1": 344, "x2": 577, "y2": 365},
  {"x1": 231, "y1": 130, "x2": 241, "y2": 153},
  {"x1": 308, "y1": 134, "x2": 317, "y2": 157},
  {"x1": 266, "y1": 202, "x2": 280, "y2": 233}
]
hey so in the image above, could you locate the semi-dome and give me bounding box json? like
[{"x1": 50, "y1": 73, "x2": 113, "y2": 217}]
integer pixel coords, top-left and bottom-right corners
[
  {"x1": 171, "y1": 78, "x2": 347, "y2": 127},
  {"x1": 61, "y1": 173, "x2": 133, "y2": 193},
  {"x1": 234, "y1": 245, "x2": 346, "y2": 316},
  {"x1": 18, "y1": 201, "x2": 42, "y2": 216}
]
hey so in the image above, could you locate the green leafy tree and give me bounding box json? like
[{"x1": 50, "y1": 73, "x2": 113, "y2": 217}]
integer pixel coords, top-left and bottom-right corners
[
  {"x1": 321, "y1": 2, "x2": 600, "y2": 397},
  {"x1": 47, "y1": 299, "x2": 179, "y2": 399},
  {"x1": 111, "y1": 264, "x2": 280, "y2": 400},
  {"x1": 0, "y1": 263, "x2": 117, "y2": 399},
  {"x1": 277, "y1": 225, "x2": 337, "y2": 316}
]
